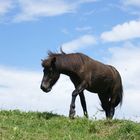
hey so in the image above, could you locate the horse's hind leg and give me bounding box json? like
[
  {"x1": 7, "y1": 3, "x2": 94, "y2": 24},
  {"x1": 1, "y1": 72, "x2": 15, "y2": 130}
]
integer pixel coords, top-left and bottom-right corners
[
  {"x1": 79, "y1": 92, "x2": 88, "y2": 118},
  {"x1": 109, "y1": 87, "x2": 121, "y2": 119},
  {"x1": 98, "y1": 93, "x2": 112, "y2": 119}
]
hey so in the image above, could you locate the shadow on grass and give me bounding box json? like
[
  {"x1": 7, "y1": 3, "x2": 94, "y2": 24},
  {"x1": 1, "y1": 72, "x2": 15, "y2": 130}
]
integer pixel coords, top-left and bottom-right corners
[{"x1": 37, "y1": 112, "x2": 63, "y2": 120}]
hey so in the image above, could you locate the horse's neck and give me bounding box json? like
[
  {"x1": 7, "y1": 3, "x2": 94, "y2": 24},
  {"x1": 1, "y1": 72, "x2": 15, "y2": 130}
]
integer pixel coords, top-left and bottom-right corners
[
  {"x1": 57, "y1": 63, "x2": 74, "y2": 76},
  {"x1": 55, "y1": 57, "x2": 75, "y2": 76}
]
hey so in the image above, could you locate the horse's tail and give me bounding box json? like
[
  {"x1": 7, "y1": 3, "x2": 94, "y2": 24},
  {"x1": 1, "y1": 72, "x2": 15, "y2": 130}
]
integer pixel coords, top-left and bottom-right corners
[
  {"x1": 116, "y1": 77, "x2": 123, "y2": 107},
  {"x1": 109, "y1": 65, "x2": 123, "y2": 107},
  {"x1": 114, "y1": 70, "x2": 123, "y2": 107}
]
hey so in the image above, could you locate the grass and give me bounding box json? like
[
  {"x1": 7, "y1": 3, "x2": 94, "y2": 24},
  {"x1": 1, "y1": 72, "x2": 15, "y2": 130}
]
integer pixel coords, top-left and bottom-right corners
[{"x1": 0, "y1": 110, "x2": 140, "y2": 140}]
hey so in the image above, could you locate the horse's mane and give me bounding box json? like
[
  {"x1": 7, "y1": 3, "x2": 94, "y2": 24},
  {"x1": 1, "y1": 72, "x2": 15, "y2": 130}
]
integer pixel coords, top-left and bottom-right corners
[
  {"x1": 48, "y1": 48, "x2": 66, "y2": 58},
  {"x1": 42, "y1": 48, "x2": 88, "y2": 69}
]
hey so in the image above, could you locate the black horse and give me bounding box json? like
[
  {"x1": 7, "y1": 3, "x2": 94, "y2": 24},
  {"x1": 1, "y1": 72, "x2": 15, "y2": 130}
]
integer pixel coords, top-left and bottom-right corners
[{"x1": 40, "y1": 50, "x2": 123, "y2": 119}]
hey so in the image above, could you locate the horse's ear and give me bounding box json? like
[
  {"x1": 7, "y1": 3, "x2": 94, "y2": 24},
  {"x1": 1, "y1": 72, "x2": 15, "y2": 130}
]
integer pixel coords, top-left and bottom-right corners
[{"x1": 60, "y1": 47, "x2": 66, "y2": 55}]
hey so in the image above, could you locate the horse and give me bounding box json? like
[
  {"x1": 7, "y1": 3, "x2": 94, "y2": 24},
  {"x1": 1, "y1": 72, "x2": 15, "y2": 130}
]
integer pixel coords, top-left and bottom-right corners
[{"x1": 40, "y1": 50, "x2": 123, "y2": 119}]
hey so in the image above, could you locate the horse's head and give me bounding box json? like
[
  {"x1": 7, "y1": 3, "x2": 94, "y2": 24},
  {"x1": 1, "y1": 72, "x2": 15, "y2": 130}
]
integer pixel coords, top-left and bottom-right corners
[{"x1": 40, "y1": 57, "x2": 60, "y2": 93}]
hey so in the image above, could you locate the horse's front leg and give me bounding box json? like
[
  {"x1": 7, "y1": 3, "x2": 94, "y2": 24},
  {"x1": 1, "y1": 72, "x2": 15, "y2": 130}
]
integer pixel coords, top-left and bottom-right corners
[
  {"x1": 69, "y1": 90, "x2": 77, "y2": 119},
  {"x1": 69, "y1": 81, "x2": 87, "y2": 119}
]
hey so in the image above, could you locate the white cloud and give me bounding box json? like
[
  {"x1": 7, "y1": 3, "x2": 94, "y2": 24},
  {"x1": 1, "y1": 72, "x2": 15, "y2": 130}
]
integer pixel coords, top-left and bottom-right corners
[
  {"x1": 0, "y1": 0, "x2": 98, "y2": 22},
  {"x1": 122, "y1": 0, "x2": 140, "y2": 7},
  {"x1": 62, "y1": 35, "x2": 96, "y2": 53},
  {"x1": 121, "y1": 0, "x2": 140, "y2": 17},
  {"x1": 101, "y1": 20, "x2": 140, "y2": 42},
  {"x1": 13, "y1": 0, "x2": 97, "y2": 22},
  {"x1": 0, "y1": 0, "x2": 13, "y2": 16},
  {"x1": 14, "y1": 0, "x2": 75, "y2": 22}
]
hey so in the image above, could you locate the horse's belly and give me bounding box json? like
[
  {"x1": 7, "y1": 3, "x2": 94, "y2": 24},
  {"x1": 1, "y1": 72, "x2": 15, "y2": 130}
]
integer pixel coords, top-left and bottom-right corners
[
  {"x1": 87, "y1": 85, "x2": 107, "y2": 94},
  {"x1": 87, "y1": 77, "x2": 113, "y2": 93}
]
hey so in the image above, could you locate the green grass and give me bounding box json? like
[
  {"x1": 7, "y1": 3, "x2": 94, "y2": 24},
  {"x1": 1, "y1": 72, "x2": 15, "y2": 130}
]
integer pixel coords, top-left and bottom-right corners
[{"x1": 0, "y1": 110, "x2": 140, "y2": 140}]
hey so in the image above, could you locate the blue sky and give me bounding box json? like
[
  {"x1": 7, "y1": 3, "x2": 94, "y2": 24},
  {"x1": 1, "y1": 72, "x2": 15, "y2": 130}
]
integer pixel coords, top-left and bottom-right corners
[
  {"x1": 0, "y1": 0, "x2": 139, "y2": 70},
  {"x1": 0, "y1": 0, "x2": 140, "y2": 121}
]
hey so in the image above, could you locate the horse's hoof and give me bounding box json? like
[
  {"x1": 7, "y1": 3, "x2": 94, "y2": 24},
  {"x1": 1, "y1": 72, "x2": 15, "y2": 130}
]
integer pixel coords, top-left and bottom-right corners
[
  {"x1": 106, "y1": 116, "x2": 113, "y2": 120},
  {"x1": 69, "y1": 110, "x2": 75, "y2": 119},
  {"x1": 84, "y1": 112, "x2": 89, "y2": 118},
  {"x1": 69, "y1": 115, "x2": 75, "y2": 119}
]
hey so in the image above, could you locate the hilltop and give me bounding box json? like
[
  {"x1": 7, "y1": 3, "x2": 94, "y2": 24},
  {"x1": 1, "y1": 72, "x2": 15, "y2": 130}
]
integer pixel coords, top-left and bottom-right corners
[{"x1": 0, "y1": 110, "x2": 140, "y2": 140}]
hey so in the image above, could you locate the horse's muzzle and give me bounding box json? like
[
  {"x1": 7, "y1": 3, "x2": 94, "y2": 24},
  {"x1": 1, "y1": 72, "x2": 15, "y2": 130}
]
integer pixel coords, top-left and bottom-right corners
[{"x1": 40, "y1": 85, "x2": 51, "y2": 93}]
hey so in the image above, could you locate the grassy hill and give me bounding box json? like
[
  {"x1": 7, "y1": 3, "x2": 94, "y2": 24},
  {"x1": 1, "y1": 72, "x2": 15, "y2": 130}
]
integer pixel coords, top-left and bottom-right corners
[{"x1": 0, "y1": 110, "x2": 140, "y2": 140}]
